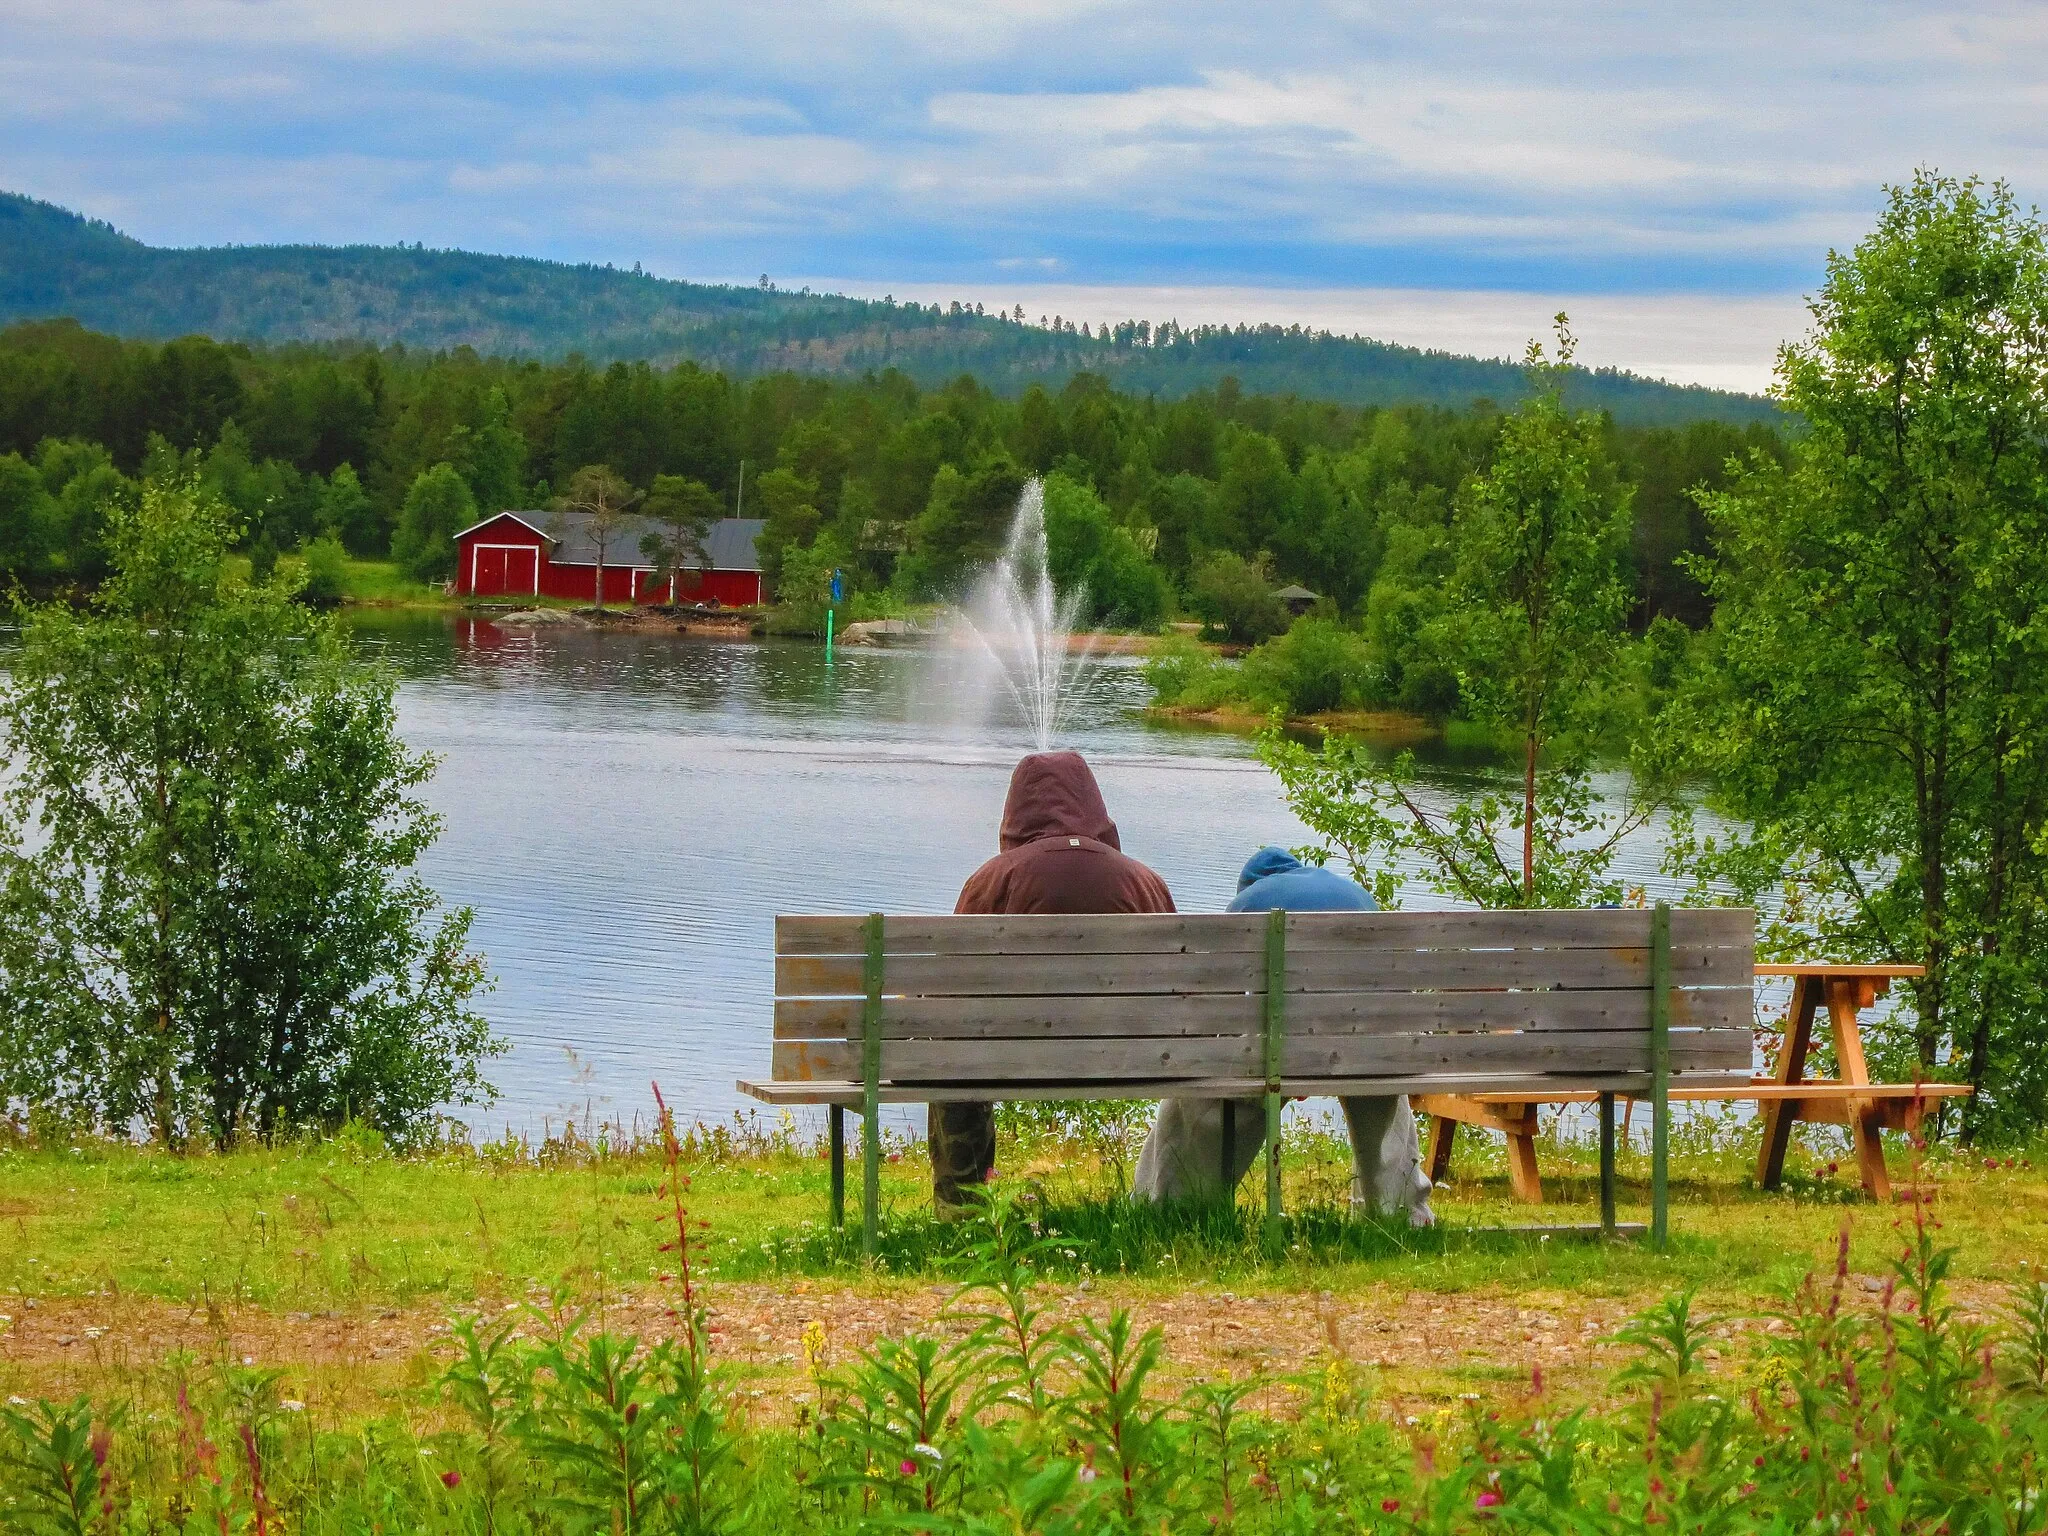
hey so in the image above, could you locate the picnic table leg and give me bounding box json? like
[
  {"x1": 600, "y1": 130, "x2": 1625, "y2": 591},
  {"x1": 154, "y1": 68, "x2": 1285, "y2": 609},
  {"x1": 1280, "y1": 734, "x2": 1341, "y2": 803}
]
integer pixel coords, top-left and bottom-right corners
[
  {"x1": 1827, "y1": 978, "x2": 1892, "y2": 1202},
  {"x1": 1505, "y1": 1114, "x2": 1543, "y2": 1204},
  {"x1": 1598, "y1": 1091, "x2": 1616, "y2": 1236},
  {"x1": 1757, "y1": 975, "x2": 1821, "y2": 1191},
  {"x1": 829, "y1": 1104, "x2": 845, "y2": 1230},
  {"x1": 1425, "y1": 1112, "x2": 1457, "y2": 1186}
]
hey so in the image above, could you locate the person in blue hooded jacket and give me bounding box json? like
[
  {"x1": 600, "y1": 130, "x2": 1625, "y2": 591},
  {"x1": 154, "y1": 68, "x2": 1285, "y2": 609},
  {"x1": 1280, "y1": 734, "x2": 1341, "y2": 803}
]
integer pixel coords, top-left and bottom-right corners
[{"x1": 1130, "y1": 846, "x2": 1436, "y2": 1226}]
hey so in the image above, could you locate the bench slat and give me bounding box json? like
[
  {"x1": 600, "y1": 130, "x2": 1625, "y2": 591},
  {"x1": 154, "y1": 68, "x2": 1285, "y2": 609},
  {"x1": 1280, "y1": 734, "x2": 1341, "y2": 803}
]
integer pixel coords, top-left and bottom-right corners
[
  {"x1": 773, "y1": 985, "x2": 1752, "y2": 1040},
  {"x1": 776, "y1": 907, "x2": 1754, "y2": 957},
  {"x1": 777, "y1": 943, "x2": 1749, "y2": 999},
  {"x1": 771, "y1": 1026, "x2": 1753, "y2": 1084},
  {"x1": 739, "y1": 1070, "x2": 1752, "y2": 1107}
]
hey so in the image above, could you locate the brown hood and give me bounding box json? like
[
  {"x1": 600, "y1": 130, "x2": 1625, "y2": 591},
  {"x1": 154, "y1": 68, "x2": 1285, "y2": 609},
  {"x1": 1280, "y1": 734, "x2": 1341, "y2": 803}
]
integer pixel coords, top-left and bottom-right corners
[{"x1": 997, "y1": 751, "x2": 1121, "y2": 851}]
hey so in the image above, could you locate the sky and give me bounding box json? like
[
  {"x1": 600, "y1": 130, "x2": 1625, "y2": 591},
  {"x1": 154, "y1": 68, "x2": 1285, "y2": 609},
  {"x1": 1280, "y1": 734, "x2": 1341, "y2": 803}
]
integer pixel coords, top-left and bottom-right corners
[{"x1": 4, "y1": 0, "x2": 2046, "y2": 392}]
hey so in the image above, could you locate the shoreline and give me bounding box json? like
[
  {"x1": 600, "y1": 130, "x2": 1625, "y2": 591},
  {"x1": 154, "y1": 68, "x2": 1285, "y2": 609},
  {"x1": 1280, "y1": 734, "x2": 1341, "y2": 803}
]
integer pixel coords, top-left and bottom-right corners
[{"x1": 1148, "y1": 702, "x2": 1441, "y2": 741}]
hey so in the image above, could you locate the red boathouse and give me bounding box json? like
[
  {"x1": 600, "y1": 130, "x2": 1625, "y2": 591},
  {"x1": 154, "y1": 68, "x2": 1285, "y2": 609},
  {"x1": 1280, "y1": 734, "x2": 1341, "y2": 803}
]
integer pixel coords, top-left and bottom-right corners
[{"x1": 451, "y1": 511, "x2": 767, "y2": 606}]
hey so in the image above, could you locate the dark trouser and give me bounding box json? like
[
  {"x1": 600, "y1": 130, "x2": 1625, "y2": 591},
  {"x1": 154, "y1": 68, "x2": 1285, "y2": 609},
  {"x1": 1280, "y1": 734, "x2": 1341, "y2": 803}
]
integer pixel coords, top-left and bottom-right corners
[{"x1": 930, "y1": 1100, "x2": 996, "y2": 1212}]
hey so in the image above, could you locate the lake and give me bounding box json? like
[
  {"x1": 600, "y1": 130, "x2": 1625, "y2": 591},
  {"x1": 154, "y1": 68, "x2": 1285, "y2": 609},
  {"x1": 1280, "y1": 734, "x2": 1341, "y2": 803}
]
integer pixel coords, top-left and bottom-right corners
[{"x1": 351, "y1": 613, "x2": 1699, "y2": 1137}]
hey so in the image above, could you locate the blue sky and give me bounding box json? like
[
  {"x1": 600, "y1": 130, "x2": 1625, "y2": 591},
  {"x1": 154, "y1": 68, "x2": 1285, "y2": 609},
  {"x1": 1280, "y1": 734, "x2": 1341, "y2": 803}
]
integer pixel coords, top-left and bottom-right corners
[{"x1": 4, "y1": 0, "x2": 2045, "y2": 389}]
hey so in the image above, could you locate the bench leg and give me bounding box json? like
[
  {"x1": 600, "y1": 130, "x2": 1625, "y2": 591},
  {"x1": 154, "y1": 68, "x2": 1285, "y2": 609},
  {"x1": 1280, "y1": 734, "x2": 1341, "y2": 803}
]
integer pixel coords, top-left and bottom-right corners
[
  {"x1": 1505, "y1": 1118, "x2": 1543, "y2": 1205},
  {"x1": 1221, "y1": 1100, "x2": 1236, "y2": 1194},
  {"x1": 1263, "y1": 1090, "x2": 1283, "y2": 1248},
  {"x1": 829, "y1": 1104, "x2": 845, "y2": 1230},
  {"x1": 1426, "y1": 1113, "x2": 1457, "y2": 1185},
  {"x1": 1598, "y1": 1091, "x2": 1616, "y2": 1236}
]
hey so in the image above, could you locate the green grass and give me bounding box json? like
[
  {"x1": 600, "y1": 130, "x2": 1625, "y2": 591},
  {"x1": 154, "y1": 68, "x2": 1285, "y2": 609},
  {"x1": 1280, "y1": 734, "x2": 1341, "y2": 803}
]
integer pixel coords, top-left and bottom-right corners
[
  {"x1": 2, "y1": 1114, "x2": 2041, "y2": 1315},
  {"x1": 332, "y1": 557, "x2": 453, "y2": 606}
]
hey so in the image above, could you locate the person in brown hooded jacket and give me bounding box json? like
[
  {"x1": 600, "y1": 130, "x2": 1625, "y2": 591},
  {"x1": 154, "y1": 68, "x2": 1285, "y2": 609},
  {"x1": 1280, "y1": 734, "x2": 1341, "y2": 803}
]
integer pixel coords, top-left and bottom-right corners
[{"x1": 935, "y1": 750, "x2": 1175, "y2": 1211}]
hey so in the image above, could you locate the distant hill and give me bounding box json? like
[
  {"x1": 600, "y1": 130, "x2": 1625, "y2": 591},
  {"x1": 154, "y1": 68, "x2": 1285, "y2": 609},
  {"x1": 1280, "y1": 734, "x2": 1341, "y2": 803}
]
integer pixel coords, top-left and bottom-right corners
[{"x1": 0, "y1": 192, "x2": 1780, "y2": 426}]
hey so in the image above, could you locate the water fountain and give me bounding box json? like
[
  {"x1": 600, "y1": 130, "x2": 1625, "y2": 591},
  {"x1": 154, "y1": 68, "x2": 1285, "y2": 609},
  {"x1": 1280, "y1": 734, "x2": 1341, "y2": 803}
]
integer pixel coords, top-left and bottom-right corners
[{"x1": 950, "y1": 479, "x2": 1099, "y2": 751}]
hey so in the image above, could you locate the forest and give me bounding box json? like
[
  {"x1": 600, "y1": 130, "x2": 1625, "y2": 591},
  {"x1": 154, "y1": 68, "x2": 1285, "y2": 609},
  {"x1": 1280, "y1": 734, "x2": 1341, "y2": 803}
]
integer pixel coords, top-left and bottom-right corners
[{"x1": 0, "y1": 313, "x2": 1780, "y2": 644}]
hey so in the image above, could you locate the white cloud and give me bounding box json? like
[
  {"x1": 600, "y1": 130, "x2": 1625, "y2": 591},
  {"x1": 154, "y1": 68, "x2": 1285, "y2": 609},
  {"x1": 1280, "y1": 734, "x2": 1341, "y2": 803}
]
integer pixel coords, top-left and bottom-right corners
[{"x1": 4, "y1": 0, "x2": 2048, "y2": 324}]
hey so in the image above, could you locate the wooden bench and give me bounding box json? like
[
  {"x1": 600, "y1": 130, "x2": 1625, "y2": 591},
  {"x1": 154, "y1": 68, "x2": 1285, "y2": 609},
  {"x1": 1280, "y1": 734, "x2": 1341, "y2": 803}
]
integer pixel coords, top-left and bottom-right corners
[
  {"x1": 1418, "y1": 962, "x2": 1970, "y2": 1202},
  {"x1": 738, "y1": 903, "x2": 1755, "y2": 1251}
]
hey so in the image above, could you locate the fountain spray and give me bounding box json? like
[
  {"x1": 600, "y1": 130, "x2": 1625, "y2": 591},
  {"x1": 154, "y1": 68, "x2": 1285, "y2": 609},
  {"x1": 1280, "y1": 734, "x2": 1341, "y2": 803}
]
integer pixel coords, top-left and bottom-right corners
[{"x1": 956, "y1": 479, "x2": 1097, "y2": 751}]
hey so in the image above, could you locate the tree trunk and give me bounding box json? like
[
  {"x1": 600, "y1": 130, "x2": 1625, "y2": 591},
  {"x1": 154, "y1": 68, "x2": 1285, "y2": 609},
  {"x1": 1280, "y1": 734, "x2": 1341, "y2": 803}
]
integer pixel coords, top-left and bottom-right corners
[{"x1": 1522, "y1": 726, "x2": 1536, "y2": 907}]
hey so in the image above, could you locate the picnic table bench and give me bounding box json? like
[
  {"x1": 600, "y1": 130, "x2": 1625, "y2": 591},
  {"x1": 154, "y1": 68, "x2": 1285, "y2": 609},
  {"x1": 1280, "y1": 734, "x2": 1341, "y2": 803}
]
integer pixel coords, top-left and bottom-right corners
[
  {"x1": 1418, "y1": 962, "x2": 1970, "y2": 1202},
  {"x1": 739, "y1": 903, "x2": 1755, "y2": 1251}
]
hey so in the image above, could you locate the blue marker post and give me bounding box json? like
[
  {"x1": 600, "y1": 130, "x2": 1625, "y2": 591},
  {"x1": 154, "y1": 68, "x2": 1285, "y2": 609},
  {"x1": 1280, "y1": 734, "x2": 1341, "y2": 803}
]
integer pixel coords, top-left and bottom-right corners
[{"x1": 826, "y1": 568, "x2": 842, "y2": 662}]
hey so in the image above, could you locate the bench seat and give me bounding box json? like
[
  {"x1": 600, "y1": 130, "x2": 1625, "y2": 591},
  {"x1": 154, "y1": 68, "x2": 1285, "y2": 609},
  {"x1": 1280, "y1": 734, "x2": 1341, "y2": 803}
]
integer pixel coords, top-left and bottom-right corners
[{"x1": 742, "y1": 903, "x2": 1754, "y2": 1250}]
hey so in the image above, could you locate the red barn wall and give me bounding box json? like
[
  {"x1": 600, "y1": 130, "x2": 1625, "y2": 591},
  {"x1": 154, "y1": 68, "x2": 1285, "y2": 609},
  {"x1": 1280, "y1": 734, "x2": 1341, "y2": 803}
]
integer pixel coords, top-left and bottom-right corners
[{"x1": 454, "y1": 516, "x2": 761, "y2": 606}]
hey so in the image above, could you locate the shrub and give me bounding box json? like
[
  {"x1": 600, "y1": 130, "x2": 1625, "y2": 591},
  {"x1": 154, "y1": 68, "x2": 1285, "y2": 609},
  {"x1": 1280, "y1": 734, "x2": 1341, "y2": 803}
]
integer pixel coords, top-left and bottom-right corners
[
  {"x1": 1143, "y1": 634, "x2": 1243, "y2": 711},
  {"x1": 300, "y1": 534, "x2": 349, "y2": 606},
  {"x1": 1240, "y1": 617, "x2": 1376, "y2": 716}
]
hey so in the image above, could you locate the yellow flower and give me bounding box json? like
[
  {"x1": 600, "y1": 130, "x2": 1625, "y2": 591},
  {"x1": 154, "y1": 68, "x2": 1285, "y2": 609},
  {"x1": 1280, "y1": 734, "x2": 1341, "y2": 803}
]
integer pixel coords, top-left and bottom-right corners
[{"x1": 800, "y1": 1319, "x2": 828, "y2": 1376}]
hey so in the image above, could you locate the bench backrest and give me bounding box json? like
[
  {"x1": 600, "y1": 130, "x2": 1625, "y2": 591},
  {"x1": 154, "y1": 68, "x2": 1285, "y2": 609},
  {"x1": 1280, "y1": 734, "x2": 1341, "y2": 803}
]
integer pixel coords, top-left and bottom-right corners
[{"x1": 772, "y1": 907, "x2": 1755, "y2": 1092}]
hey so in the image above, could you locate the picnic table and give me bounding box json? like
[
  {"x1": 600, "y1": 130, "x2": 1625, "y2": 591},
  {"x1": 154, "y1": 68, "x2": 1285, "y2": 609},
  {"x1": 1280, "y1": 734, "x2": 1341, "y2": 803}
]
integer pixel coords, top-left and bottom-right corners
[{"x1": 1417, "y1": 962, "x2": 1971, "y2": 1202}]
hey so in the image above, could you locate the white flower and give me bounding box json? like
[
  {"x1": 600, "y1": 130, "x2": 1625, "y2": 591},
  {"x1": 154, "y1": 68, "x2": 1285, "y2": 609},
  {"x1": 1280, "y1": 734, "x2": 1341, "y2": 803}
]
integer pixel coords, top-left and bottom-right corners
[
  {"x1": 82, "y1": 1327, "x2": 105, "y2": 1340},
  {"x1": 914, "y1": 1443, "x2": 942, "y2": 1463},
  {"x1": 281, "y1": 1401, "x2": 306, "y2": 1413}
]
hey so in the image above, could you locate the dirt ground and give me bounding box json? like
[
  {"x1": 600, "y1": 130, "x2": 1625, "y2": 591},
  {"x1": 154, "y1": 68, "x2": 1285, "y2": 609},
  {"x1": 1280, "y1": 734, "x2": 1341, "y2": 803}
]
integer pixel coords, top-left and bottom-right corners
[{"x1": 2, "y1": 1268, "x2": 1999, "y2": 1423}]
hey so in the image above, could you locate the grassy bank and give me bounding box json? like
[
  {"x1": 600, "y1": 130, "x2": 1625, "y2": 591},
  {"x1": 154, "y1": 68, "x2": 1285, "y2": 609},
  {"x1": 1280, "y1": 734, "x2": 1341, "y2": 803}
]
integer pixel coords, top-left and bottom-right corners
[{"x1": 1, "y1": 1115, "x2": 2043, "y2": 1532}]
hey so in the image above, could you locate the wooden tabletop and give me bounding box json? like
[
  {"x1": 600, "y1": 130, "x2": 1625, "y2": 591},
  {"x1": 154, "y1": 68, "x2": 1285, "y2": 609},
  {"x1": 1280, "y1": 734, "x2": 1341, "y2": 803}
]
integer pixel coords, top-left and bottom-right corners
[{"x1": 1755, "y1": 963, "x2": 1926, "y2": 978}]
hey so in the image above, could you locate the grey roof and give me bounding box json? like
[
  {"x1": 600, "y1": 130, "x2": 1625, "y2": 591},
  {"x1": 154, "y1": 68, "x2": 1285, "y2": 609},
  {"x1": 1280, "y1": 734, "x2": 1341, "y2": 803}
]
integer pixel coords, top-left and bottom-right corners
[
  {"x1": 517, "y1": 512, "x2": 765, "y2": 572},
  {"x1": 1274, "y1": 584, "x2": 1321, "y2": 602}
]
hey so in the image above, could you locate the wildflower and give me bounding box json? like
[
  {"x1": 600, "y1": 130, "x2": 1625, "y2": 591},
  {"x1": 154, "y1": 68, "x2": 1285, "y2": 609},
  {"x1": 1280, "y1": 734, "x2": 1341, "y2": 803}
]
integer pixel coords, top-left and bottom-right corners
[
  {"x1": 280, "y1": 1401, "x2": 305, "y2": 1413},
  {"x1": 1381, "y1": 1498, "x2": 1401, "y2": 1513},
  {"x1": 441, "y1": 1470, "x2": 462, "y2": 1489},
  {"x1": 899, "y1": 1460, "x2": 917, "y2": 1477},
  {"x1": 800, "y1": 1320, "x2": 827, "y2": 1374},
  {"x1": 1476, "y1": 1491, "x2": 1502, "y2": 1508},
  {"x1": 1078, "y1": 1466, "x2": 1098, "y2": 1484}
]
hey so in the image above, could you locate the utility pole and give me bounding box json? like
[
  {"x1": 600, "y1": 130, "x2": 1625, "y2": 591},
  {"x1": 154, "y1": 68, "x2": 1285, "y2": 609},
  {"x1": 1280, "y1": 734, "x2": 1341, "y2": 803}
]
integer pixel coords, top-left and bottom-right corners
[{"x1": 735, "y1": 459, "x2": 745, "y2": 520}]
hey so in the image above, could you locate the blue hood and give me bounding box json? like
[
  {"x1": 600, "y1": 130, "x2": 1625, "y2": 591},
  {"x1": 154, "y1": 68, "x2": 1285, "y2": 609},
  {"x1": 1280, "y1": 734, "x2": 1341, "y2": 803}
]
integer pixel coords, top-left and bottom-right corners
[
  {"x1": 1237, "y1": 846, "x2": 1306, "y2": 891},
  {"x1": 1227, "y1": 846, "x2": 1377, "y2": 913}
]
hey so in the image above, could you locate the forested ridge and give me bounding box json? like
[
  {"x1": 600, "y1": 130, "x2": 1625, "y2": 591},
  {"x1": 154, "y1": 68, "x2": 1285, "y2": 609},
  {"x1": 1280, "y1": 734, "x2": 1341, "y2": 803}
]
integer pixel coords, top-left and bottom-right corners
[{"x1": 0, "y1": 191, "x2": 1779, "y2": 425}]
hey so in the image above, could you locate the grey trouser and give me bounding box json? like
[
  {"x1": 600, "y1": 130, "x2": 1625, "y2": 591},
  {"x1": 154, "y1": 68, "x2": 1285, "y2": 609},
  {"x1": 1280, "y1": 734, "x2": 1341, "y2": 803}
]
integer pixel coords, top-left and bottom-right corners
[
  {"x1": 1131, "y1": 1095, "x2": 1436, "y2": 1226},
  {"x1": 930, "y1": 1101, "x2": 996, "y2": 1213}
]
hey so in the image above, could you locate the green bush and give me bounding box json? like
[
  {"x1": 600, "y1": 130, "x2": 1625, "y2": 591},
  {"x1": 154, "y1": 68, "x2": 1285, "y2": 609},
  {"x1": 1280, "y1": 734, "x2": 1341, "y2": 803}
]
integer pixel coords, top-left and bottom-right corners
[
  {"x1": 1240, "y1": 617, "x2": 1376, "y2": 716},
  {"x1": 1143, "y1": 635, "x2": 1243, "y2": 711},
  {"x1": 299, "y1": 534, "x2": 349, "y2": 606}
]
